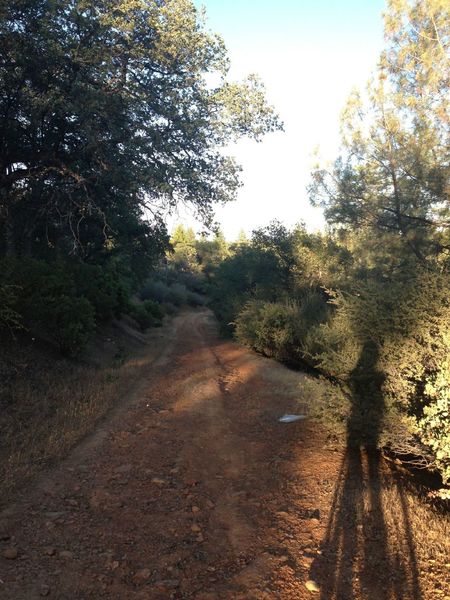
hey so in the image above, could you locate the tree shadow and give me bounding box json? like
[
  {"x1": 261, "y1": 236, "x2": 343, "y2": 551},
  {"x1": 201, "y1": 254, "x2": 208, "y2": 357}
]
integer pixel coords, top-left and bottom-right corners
[{"x1": 310, "y1": 341, "x2": 423, "y2": 600}]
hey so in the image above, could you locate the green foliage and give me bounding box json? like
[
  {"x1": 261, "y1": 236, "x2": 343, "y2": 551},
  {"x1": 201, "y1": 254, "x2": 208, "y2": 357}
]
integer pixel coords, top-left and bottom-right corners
[
  {"x1": 35, "y1": 295, "x2": 96, "y2": 357},
  {"x1": 196, "y1": 230, "x2": 230, "y2": 275},
  {"x1": 186, "y1": 291, "x2": 206, "y2": 307},
  {"x1": 143, "y1": 300, "x2": 164, "y2": 323},
  {"x1": 235, "y1": 300, "x2": 300, "y2": 363},
  {"x1": 209, "y1": 234, "x2": 291, "y2": 334},
  {"x1": 235, "y1": 291, "x2": 331, "y2": 367},
  {"x1": 128, "y1": 303, "x2": 154, "y2": 332},
  {"x1": 0, "y1": 258, "x2": 96, "y2": 355},
  {"x1": 0, "y1": 0, "x2": 280, "y2": 259},
  {"x1": 169, "y1": 226, "x2": 199, "y2": 272},
  {"x1": 167, "y1": 283, "x2": 188, "y2": 306},
  {"x1": 71, "y1": 264, "x2": 129, "y2": 322},
  {"x1": 0, "y1": 257, "x2": 153, "y2": 354},
  {"x1": 420, "y1": 364, "x2": 450, "y2": 485},
  {"x1": 302, "y1": 378, "x2": 351, "y2": 439},
  {"x1": 162, "y1": 301, "x2": 177, "y2": 316},
  {"x1": 140, "y1": 280, "x2": 171, "y2": 304},
  {"x1": 139, "y1": 259, "x2": 207, "y2": 312},
  {"x1": 0, "y1": 283, "x2": 23, "y2": 333}
]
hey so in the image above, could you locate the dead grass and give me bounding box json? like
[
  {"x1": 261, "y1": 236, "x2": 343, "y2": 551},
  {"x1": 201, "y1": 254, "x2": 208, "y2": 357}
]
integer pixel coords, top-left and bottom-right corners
[
  {"x1": 300, "y1": 377, "x2": 450, "y2": 598},
  {"x1": 0, "y1": 320, "x2": 164, "y2": 507},
  {"x1": 384, "y1": 473, "x2": 450, "y2": 596}
]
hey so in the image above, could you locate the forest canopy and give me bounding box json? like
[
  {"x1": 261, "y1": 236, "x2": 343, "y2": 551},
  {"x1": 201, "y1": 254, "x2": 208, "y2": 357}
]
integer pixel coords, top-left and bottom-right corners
[{"x1": 0, "y1": 0, "x2": 281, "y2": 259}]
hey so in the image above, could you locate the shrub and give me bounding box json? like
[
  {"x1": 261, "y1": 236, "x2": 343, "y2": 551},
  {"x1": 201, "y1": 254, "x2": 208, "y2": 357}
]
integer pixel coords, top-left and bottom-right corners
[
  {"x1": 301, "y1": 272, "x2": 450, "y2": 479},
  {"x1": 128, "y1": 301, "x2": 165, "y2": 331},
  {"x1": 167, "y1": 282, "x2": 188, "y2": 306},
  {"x1": 0, "y1": 283, "x2": 22, "y2": 333},
  {"x1": 419, "y1": 364, "x2": 450, "y2": 485},
  {"x1": 140, "y1": 280, "x2": 170, "y2": 303},
  {"x1": 143, "y1": 299, "x2": 164, "y2": 321},
  {"x1": 235, "y1": 292, "x2": 331, "y2": 367},
  {"x1": 186, "y1": 290, "x2": 206, "y2": 307},
  {"x1": 72, "y1": 263, "x2": 129, "y2": 321},
  {"x1": 0, "y1": 258, "x2": 96, "y2": 354},
  {"x1": 177, "y1": 271, "x2": 207, "y2": 294},
  {"x1": 128, "y1": 303, "x2": 153, "y2": 331},
  {"x1": 235, "y1": 300, "x2": 300, "y2": 362},
  {"x1": 39, "y1": 295, "x2": 96, "y2": 356},
  {"x1": 162, "y1": 301, "x2": 177, "y2": 315},
  {"x1": 301, "y1": 308, "x2": 361, "y2": 379}
]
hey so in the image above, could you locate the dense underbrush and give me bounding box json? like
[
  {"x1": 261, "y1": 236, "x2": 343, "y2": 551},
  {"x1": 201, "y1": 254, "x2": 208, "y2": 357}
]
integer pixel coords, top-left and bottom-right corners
[
  {"x1": 0, "y1": 249, "x2": 208, "y2": 504},
  {"x1": 0, "y1": 257, "x2": 206, "y2": 355},
  {"x1": 209, "y1": 225, "x2": 450, "y2": 491}
]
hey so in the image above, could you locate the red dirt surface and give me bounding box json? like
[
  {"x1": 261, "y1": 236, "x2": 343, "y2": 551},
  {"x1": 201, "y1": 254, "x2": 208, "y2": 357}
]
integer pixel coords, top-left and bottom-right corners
[{"x1": 0, "y1": 310, "x2": 448, "y2": 599}]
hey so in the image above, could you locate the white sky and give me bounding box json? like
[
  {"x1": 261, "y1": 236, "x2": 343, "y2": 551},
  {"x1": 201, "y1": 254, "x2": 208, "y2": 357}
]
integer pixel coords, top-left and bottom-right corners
[{"x1": 170, "y1": 0, "x2": 386, "y2": 240}]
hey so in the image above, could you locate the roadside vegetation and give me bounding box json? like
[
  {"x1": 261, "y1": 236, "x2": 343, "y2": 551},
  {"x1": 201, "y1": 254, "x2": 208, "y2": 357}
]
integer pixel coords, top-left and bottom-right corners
[
  {"x1": 0, "y1": 0, "x2": 279, "y2": 500},
  {"x1": 0, "y1": 0, "x2": 280, "y2": 350},
  {"x1": 0, "y1": 1, "x2": 449, "y2": 592},
  {"x1": 0, "y1": 0, "x2": 448, "y2": 515},
  {"x1": 209, "y1": 0, "x2": 450, "y2": 495}
]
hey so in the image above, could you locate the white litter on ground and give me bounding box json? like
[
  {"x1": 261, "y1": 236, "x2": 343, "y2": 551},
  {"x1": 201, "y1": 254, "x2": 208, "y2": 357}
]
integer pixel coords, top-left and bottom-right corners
[{"x1": 278, "y1": 414, "x2": 307, "y2": 423}]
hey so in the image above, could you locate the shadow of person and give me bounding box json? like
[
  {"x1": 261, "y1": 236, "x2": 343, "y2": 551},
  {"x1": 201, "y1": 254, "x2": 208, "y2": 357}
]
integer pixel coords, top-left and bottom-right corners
[{"x1": 309, "y1": 341, "x2": 423, "y2": 600}]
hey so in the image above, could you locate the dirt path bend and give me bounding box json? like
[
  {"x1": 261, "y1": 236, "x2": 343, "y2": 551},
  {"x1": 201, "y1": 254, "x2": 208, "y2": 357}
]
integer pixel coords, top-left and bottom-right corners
[{"x1": 0, "y1": 310, "x2": 446, "y2": 599}]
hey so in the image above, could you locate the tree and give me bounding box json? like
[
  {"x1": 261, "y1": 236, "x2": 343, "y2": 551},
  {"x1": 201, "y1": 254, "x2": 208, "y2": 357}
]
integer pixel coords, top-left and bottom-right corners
[
  {"x1": 235, "y1": 229, "x2": 249, "y2": 246},
  {"x1": 306, "y1": 0, "x2": 450, "y2": 488},
  {"x1": 309, "y1": 0, "x2": 449, "y2": 266},
  {"x1": 169, "y1": 224, "x2": 198, "y2": 271},
  {"x1": 194, "y1": 228, "x2": 229, "y2": 277},
  {"x1": 0, "y1": 0, "x2": 282, "y2": 259}
]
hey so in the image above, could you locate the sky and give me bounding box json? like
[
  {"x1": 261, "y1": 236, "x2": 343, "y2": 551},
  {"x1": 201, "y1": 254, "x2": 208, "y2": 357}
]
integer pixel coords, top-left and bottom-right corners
[{"x1": 171, "y1": 0, "x2": 387, "y2": 240}]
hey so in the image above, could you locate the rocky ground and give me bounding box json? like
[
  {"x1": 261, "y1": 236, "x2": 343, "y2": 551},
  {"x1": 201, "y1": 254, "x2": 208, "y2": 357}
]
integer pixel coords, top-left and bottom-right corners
[{"x1": 0, "y1": 309, "x2": 449, "y2": 599}]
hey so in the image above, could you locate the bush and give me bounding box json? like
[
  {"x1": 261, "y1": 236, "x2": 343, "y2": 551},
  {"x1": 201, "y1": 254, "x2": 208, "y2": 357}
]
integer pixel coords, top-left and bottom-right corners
[
  {"x1": 235, "y1": 300, "x2": 300, "y2": 362},
  {"x1": 167, "y1": 282, "x2": 188, "y2": 306},
  {"x1": 301, "y1": 298, "x2": 361, "y2": 379},
  {"x1": 38, "y1": 295, "x2": 96, "y2": 356},
  {"x1": 234, "y1": 292, "x2": 331, "y2": 367},
  {"x1": 143, "y1": 299, "x2": 164, "y2": 321},
  {"x1": 0, "y1": 283, "x2": 22, "y2": 333},
  {"x1": 140, "y1": 280, "x2": 170, "y2": 303},
  {"x1": 72, "y1": 263, "x2": 129, "y2": 321},
  {"x1": 186, "y1": 290, "x2": 206, "y2": 307},
  {"x1": 177, "y1": 271, "x2": 207, "y2": 294},
  {"x1": 419, "y1": 365, "x2": 450, "y2": 485},
  {"x1": 300, "y1": 272, "x2": 450, "y2": 478},
  {"x1": 128, "y1": 303, "x2": 153, "y2": 331},
  {"x1": 0, "y1": 258, "x2": 96, "y2": 354},
  {"x1": 128, "y1": 301, "x2": 164, "y2": 331},
  {"x1": 162, "y1": 301, "x2": 177, "y2": 315}
]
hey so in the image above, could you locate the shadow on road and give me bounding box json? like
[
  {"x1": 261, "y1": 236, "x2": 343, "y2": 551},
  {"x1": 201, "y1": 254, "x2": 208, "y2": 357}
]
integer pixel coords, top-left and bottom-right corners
[{"x1": 311, "y1": 341, "x2": 423, "y2": 600}]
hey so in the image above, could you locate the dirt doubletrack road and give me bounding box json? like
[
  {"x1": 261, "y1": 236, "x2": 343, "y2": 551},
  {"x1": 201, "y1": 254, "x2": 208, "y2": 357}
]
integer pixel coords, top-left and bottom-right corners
[{"x1": 0, "y1": 310, "x2": 440, "y2": 599}]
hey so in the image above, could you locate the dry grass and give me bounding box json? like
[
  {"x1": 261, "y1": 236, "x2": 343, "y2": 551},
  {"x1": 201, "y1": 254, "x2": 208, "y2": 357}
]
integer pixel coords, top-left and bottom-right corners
[
  {"x1": 300, "y1": 377, "x2": 450, "y2": 598},
  {"x1": 0, "y1": 321, "x2": 162, "y2": 507},
  {"x1": 376, "y1": 463, "x2": 450, "y2": 598}
]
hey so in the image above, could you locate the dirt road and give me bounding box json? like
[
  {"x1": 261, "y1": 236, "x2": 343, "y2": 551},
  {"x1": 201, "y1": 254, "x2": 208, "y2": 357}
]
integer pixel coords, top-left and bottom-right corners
[{"x1": 0, "y1": 310, "x2": 446, "y2": 599}]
